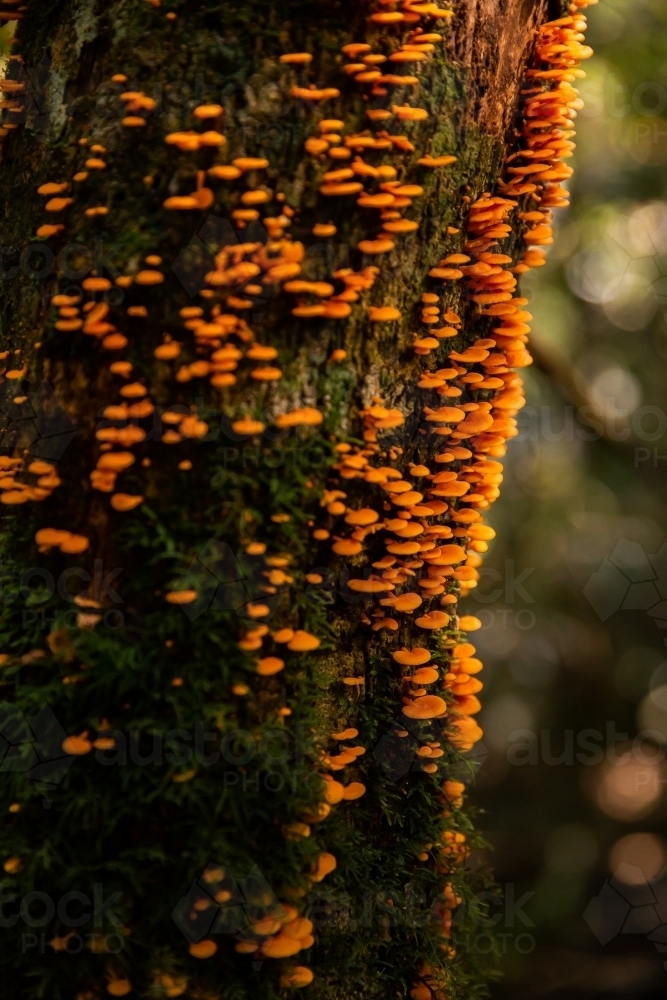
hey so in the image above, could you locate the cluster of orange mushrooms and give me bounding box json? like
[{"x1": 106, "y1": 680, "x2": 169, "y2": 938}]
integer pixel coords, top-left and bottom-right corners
[
  {"x1": 0, "y1": 0, "x2": 594, "y2": 993},
  {"x1": 407, "y1": 8, "x2": 594, "y2": 1000}
]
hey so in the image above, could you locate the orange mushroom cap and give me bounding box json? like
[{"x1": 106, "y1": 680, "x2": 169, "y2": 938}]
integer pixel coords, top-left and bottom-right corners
[
  {"x1": 257, "y1": 656, "x2": 285, "y2": 676},
  {"x1": 402, "y1": 695, "x2": 447, "y2": 720},
  {"x1": 189, "y1": 939, "x2": 218, "y2": 959},
  {"x1": 393, "y1": 647, "x2": 431, "y2": 665},
  {"x1": 287, "y1": 630, "x2": 321, "y2": 652},
  {"x1": 166, "y1": 590, "x2": 198, "y2": 605}
]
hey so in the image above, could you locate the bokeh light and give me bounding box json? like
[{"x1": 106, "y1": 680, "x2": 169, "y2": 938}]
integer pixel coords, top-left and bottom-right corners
[
  {"x1": 594, "y1": 753, "x2": 663, "y2": 821},
  {"x1": 637, "y1": 685, "x2": 667, "y2": 741},
  {"x1": 609, "y1": 832, "x2": 667, "y2": 883}
]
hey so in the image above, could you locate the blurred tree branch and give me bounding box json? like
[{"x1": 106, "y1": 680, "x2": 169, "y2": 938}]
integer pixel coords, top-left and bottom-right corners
[{"x1": 529, "y1": 335, "x2": 639, "y2": 448}]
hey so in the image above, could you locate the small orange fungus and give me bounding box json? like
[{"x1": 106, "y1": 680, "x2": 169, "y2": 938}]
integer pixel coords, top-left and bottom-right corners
[
  {"x1": 274, "y1": 408, "x2": 323, "y2": 429},
  {"x1": 135, "y1": 269, "x2": 163, "y2": 285},
  {"x1": 110, "y1": 494, "x2": 144, "y2": 511},
  {"x1": 82, "y1": 277, "x2": 111, "y2": 292},
  {"x1": 403, "y1": 695, "x2": 447, "y2": 720},
  {"x1": 344, "y1": 508, "x2": 379, "y2": 526},
  {"x1": 393, "y1": 647, "x2": 431, "y2": 666},
  {"x1": 369, "y1": 307, "x2": 401, "y2": 321},
  {"x1": 459, "y1": 615, "x2": 482, "y2": 631},
  {"x1": 342, "y1": 782, "x2": 366, "y2": 800},
  {"x1": 415, "y1": 611, "x2": 450, "y2": 629},
  {"x1": 257, "y1": 656, "x2": 285, "y2": 676},
  {"x1": 280, "y1": 53, "x2": 313, "y2": 64},
  {"x1": 166, "y1": 590, "x2": 198, "y2": 605},
  {"x1": 189, "y1": 939, "x2": 217, "y2": 959},
  {"x1": 232, "y1": 157, "x2": 269, "y2": 171},
  {"x1": 287, "y1": 631, "x2": 320, "y2": 652},
  {"x1": 38, "y1": 182, "x2": 68, "y2": 196},
  {"x1": 262, "y1": 934, "x2": 302, "y2": 958},
  {"x1": 193, "y1": 104, "x2": 223, "y2": 119},
  {"x1": 280, "y1": 967, "x2": 314, "y2": 988},
  {"x1": 232, "y1": 418, "x2": 265, "y2": 435},
  {"x1": 311, "y1": 853, "x2": 337, "y2": 882},
  {"x1": 106, "y1": 981, "x2": 132, "y2": 997}
]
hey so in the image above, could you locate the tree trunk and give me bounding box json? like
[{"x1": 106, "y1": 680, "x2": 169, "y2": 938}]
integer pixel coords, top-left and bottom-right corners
[{"x1": 0, "y1": 0, "x2": 590, "y2": 998}]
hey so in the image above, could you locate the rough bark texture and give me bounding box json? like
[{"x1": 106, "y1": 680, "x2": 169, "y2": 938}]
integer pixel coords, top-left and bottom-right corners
[{"x1": 0, "y1": 1, "x2": 552, "y2": 999}]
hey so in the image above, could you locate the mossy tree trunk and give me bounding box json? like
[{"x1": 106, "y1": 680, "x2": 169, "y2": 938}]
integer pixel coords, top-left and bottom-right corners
[{"x1": 0, "y1": 0, "x2": 554, "y2": 998}]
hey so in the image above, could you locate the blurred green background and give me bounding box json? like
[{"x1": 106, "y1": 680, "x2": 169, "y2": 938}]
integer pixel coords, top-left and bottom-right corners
[{"x1": 466, "y1": 0, "x2": 667, "y2": 996}]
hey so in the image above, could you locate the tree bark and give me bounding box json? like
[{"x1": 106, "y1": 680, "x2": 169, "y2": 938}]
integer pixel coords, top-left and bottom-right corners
[{"x1": 0, "y1": 1, "x2": 582, "y2": 998}]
